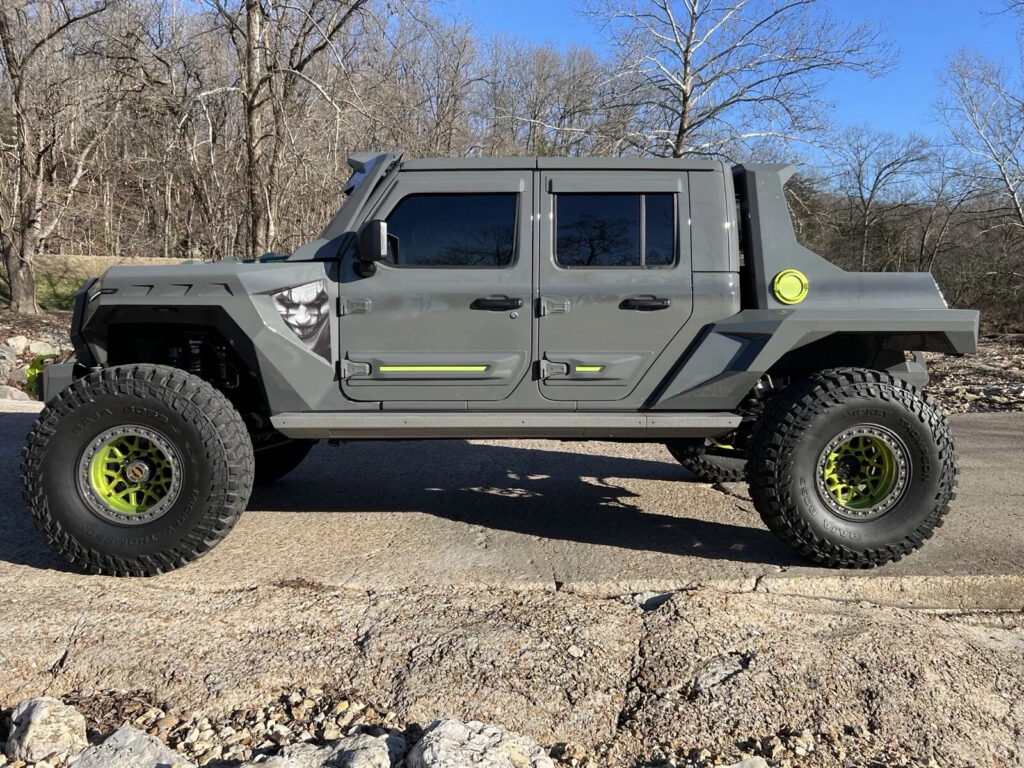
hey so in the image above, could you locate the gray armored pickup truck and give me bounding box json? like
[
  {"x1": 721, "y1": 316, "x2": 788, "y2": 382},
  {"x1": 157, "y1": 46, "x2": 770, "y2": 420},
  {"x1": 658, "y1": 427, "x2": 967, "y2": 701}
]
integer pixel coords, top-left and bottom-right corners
[{"x1": 23, "y1": 152, "x2": 978, "y2": 575}]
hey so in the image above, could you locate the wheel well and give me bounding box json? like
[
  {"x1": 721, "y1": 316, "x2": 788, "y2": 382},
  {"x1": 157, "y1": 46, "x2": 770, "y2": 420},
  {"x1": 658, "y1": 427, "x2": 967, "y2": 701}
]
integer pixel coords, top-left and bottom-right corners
[
  {"x1": 765, "y1": 334, "x2": 908, "y2": 381},
  {"x1": 105, "y1": 321, "x2": 269, "y2": 424}
]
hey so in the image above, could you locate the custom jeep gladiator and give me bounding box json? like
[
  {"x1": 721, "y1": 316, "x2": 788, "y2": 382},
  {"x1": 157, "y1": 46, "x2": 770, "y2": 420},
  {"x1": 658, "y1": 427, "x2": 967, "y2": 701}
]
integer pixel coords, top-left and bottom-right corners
[{"x1": 23, "y1": 152, "x2": 978, "y2": 575}]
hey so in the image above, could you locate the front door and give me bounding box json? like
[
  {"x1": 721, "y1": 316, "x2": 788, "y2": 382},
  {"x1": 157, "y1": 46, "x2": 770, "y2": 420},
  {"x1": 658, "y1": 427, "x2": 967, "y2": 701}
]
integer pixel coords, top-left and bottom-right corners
[
  {"x1": 340, "y1": 171, "x2": 532, "y2": 403},
  {"x1": 537, "y1": 170, "x2": 694, "y2": 402}
]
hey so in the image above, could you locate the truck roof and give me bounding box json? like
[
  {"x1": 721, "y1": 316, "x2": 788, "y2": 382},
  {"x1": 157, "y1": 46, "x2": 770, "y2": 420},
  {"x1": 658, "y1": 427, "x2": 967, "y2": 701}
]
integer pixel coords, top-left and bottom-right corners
[{"x1": 399, "y1": 156, "x2": 726, "y2": 172}]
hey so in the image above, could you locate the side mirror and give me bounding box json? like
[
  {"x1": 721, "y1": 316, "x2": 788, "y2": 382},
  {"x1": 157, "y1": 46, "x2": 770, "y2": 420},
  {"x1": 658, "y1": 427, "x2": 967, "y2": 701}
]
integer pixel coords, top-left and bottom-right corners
[{"x1": 358, "y1": 220, "x2": 388, "y2": 265}]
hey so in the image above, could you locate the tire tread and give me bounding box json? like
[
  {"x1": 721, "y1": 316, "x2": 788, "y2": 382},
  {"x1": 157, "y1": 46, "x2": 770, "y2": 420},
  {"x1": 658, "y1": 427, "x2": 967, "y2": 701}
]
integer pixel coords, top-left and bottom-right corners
[
  {"x1": 746, "y1": 367, "x2": 957, "y2": 568},
  {"x1": 21, "y1": 364, "x2": 254, "y2": 576}
]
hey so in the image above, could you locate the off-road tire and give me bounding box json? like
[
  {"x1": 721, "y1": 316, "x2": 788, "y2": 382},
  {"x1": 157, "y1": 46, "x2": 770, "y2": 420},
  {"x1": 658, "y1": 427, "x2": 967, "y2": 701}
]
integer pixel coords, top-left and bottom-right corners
[
  {"x1": 254, "y1": 439, "x2": 315, "y2": 485},
  {"x1": 665, "y1": 440, "x2": 746, "y2": 483},
  {"x1": 747, "y1": 367, "x2": 957, "y2": 568},
  {"x1": 21, "y1": 364, "x2": 254, "y2": 576}
]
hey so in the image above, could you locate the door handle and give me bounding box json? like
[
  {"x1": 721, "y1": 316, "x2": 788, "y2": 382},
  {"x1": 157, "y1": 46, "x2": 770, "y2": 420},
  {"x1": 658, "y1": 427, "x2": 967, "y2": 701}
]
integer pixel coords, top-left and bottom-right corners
[
  {"x1": 471, "y1": 296, "x2": 523, "y2": 311},
  {"x1": 620, "y1": 296, "x2": 671, "y2": 311}
]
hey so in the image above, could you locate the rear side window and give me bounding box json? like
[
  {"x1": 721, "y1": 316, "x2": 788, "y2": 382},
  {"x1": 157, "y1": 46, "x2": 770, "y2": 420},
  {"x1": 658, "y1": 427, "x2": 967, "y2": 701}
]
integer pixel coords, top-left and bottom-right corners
[
  {"x1": 555, "y1": 193, "x2": 676, "y2": 268},
  {"x1": 385, "y1": 193, "x2": 517, "y2": 267}
]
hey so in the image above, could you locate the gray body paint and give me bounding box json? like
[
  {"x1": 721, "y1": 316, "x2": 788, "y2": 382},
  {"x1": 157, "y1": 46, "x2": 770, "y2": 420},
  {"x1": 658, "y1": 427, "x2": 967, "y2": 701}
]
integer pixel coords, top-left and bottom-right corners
[{"x1": 57, "y1": 153, "x2": 978, "y2": 439}]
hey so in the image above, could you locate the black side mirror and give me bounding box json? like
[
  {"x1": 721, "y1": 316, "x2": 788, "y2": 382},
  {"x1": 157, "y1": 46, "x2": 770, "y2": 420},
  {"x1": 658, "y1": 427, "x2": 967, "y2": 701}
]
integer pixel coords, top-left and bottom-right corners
[{"x1": 356, "y1": 220, "x2": 388, "y2": 275}]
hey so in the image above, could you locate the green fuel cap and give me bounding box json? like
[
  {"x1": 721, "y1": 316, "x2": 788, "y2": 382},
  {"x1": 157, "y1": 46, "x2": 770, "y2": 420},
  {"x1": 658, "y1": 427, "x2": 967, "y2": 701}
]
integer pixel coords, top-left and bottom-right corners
[{"x1": 772, "y1": 269, "x2": 809, "y2": 304}]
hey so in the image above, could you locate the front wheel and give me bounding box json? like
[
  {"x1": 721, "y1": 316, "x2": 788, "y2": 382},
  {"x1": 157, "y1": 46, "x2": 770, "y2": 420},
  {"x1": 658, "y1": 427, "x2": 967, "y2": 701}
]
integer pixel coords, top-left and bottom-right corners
[
  {"x1": 747, "y1": 368, "x2": 957, "y2": 568},
  {"x1": 21, "y1": 365, "x2": 254, "y2": 576}
]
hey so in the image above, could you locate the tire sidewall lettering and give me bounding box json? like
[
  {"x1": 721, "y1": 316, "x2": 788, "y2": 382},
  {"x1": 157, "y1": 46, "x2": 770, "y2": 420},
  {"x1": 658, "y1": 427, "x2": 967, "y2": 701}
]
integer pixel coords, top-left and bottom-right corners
[
  {"x1": 784, "y1": 390, "x2": 946, "y2": 550},
  {"x1": 39, "y1": 394, "x2": 216, "y2": 557}
]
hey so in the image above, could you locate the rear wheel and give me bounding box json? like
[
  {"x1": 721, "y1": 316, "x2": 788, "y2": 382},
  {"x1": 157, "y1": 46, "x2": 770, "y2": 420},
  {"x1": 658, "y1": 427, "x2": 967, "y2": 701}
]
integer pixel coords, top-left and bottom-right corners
[
  {"x1": 665, "y1": 436, "x2": 746, "y2": 483},
  {"x1": 21, "y1": 365, "x2": 254, "y2": 576},
  {"x1": 747, "y1": 368, "x2": 957, "y2": 567},
  {"x1": 254, "y1": 439, "x2": 315, "y2": 485}
]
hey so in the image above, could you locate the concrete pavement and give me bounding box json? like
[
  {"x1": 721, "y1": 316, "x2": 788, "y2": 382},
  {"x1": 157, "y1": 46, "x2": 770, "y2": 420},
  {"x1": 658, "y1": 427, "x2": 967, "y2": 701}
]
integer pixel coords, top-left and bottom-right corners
[{"x1": 1, "y1": 403, "x2": 1021, "y2": 609}]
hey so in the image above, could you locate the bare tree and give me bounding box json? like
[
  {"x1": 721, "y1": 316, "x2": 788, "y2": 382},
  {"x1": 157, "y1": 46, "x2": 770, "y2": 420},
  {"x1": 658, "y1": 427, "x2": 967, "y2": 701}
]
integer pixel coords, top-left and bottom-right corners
[
  {"x1": 587, "y1": 0, "x2": 893, "y2": 159},
  {"x1": 206, "y1": 0, "x2": 368, "y2": 261},
  {"x1": 0, "y1": 0, "x2": 114, "y2": 313},
  {"x1": 939, "y1": 49, "x2": 1024, "y2": 233},
  {"x1": 830, "y1": 125, "x2": 929, "y2": 270},
  {"x1": 910, "y1": 148, "x2": 977, "y2": 274}
]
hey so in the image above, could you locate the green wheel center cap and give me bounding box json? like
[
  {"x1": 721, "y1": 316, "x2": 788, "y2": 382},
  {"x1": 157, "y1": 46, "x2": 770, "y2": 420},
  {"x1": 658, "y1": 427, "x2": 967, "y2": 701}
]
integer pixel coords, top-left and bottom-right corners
[
  {"x1": 125, "y1": 460, "x2": 152, "y2": 484},
  {"x1": 79, "y1": 425, "x2": 182, "y2": 524},
  {"x1": 816, "y1": 425, "x2": 910, "y2": 520}
]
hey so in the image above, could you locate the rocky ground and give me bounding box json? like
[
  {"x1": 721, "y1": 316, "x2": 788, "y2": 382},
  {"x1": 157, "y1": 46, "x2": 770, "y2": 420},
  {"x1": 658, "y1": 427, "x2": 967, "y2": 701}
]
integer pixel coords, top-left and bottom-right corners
[
  {"x1": 926, "y1": 336, "x2": 1024, "y2": 412},
  {"x1": 1, "y1": 587, "x2": 1022, "y2": 768}
]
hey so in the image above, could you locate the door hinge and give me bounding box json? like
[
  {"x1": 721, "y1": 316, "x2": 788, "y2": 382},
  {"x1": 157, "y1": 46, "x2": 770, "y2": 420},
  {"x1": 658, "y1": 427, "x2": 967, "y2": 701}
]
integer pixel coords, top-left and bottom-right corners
[
  {"x1": 539, "y1": 358, "x2": 569, "y2": 378},
  {"x1": 340, "y1": 359, "x2": 371, "y2": 378},
  {"x1": 538, "y1": 295, "x2": 571, "y2": 316},
  {"x1": 337, "y1": 297, "x2": 371, "y2": 315}
]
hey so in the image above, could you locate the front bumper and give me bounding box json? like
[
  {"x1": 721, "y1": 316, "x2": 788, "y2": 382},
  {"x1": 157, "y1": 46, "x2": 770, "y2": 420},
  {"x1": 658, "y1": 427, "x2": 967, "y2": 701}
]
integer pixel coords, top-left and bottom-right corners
[{"x1": 38, "y1": 361, "x2": 80, "y2": 403}]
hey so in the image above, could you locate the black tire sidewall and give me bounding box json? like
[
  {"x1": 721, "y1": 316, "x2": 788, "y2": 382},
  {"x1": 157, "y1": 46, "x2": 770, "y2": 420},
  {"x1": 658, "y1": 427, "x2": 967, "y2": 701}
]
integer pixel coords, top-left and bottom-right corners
[
  {"x1": 783, "y1": 397, "x2": 944, "y2": 551},
  {"x1": 254, "y1": 440, "x2": 314, "y2": 485},
  {"x1": 39, "y1": 393, "x2": 221, "y2": 560},
  {"x1": 666, "y1": 437, "x2": 747, "y2": 483}
]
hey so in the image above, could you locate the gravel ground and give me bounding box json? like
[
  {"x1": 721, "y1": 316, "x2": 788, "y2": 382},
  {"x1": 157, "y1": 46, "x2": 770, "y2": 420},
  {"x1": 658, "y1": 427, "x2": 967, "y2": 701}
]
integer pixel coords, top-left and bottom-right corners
[
  {"x1": 0, "y1": 312, "x2": 74, "y2": 357},
  {"x1": 1, "y1": 587, "x2": 1021, "y2": 768},
  {"x1": 927, "y1": 336, "x2": 1024, "y2": 413}
]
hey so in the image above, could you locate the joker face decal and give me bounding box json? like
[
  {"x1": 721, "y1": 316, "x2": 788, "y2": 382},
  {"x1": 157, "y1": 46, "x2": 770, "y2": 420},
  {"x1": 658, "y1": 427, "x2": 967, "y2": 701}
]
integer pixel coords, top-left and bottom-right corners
[{"x1": 272, "y1": 280, "x2": 330, "y2": 360}]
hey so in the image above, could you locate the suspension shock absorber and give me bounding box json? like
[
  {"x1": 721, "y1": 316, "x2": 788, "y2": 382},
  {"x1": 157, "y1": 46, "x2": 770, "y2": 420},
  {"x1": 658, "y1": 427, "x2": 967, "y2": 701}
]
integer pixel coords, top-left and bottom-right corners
[{"x1": 186, "y1": 338, "x2": 204, "y2": 376}]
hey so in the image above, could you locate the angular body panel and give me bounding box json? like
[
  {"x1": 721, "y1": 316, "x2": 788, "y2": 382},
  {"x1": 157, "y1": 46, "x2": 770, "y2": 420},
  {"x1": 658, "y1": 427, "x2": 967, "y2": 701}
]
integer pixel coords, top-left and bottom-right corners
[{"x1": 60, "y1": 151, "x2": 978, "y2": 439}]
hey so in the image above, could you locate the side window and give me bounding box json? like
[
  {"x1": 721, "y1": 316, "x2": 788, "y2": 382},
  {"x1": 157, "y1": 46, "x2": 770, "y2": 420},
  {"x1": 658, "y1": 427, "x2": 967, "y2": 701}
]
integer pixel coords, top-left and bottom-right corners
[
  {"x1": 555, "y1": 193, "x2": 676, "y2": 268},
  {"x1": 385, "y1": 193, "x2": 517, "y2": 267}
]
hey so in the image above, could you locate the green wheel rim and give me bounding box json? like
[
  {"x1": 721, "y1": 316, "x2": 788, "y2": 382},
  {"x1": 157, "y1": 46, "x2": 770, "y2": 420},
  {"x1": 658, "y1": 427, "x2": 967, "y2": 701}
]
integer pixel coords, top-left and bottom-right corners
[
  {"x1": 79, "y1": 425, "x2": 181, "y2": 524},
  {"x1": 816, "y1": 425, "x2": 910, "y2": 520}
]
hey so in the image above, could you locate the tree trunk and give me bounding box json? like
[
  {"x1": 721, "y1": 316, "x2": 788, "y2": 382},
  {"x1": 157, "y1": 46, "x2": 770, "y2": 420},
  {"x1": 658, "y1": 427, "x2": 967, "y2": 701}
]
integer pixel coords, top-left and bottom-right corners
[
  {"x1": 6, "y1": 114, "x2": 42, "y2": 314},
  {"x1": 2, "y1": 233, "x2": 38, "y2": 314},
  {"x1": 243, "y1": 0, "x2": 266, "y2": 262}
]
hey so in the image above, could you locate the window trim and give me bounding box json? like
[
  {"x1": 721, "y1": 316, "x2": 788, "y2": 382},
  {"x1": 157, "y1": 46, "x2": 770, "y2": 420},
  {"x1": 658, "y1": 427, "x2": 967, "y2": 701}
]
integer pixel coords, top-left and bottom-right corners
[
  {"x1": 381, "y1": 192, "x2": 521, "y2": 270},
  {"x1": 553, "y1": 192, "x2": 677, "y2": 270}
]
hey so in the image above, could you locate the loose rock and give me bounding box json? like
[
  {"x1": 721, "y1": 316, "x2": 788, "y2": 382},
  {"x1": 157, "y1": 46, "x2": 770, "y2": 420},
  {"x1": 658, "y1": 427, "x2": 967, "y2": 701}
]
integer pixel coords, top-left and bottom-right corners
[
  {"x1": 6, "y1": 697, "x2": 88, "y2": 763},
  {"x1": 0, "y1": 384, "x2": 31, "y2": 401},
  {"x1": 4, "y1": 335, "x2": 27, "y2": 354},
  {"x1": 241, "y1": 732, "x2": 403, "y2": 768},
  {"x1": 70, "y1": 726, "x2": 197, "y2": 768},
  {"x1": 408, "y1": 718, "x2": 554, "y2": 768},
  {"x1": 722, "y1": 759, "x2": 768, "y2": 768},
  {"x1": 28, "y1": 340, "x2": 57, "y2": 356}
]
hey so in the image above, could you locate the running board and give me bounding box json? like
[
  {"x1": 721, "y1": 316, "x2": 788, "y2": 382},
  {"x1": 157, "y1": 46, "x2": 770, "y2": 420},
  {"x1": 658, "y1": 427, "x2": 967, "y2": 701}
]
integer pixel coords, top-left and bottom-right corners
[{"x1": 271, "y1": 412, "x2": 741, "y2": 440}]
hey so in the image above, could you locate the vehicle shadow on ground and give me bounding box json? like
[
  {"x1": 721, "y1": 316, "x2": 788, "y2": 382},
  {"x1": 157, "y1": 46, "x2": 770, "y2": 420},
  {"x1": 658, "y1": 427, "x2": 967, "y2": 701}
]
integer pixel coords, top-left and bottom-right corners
[
  {"x1": 0, "y1": 412, "x2": 799, "y2": 570},
  {"x1": 0, "y1": 413, "x2": 72, "y2": 571},
  {"x1": 250, "y1": 441, "x2": 801, "y2": 567}
]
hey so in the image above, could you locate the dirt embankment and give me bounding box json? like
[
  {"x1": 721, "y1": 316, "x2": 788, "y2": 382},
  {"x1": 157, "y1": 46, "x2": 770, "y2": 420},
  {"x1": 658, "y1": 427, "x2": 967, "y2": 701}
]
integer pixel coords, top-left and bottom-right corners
[{"x1": 1, "y1": 586, "x2": 1021, "y2": 768}]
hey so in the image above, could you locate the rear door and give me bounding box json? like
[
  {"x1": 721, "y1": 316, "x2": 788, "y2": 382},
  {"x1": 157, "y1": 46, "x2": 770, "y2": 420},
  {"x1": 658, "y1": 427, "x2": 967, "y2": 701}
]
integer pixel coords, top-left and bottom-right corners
[
  {"x1": 339, "y1": 170, "x2": 532, "y2": 403},
  {"x1": 537, "y1": 170, "x2": 693, "y2": 402}
]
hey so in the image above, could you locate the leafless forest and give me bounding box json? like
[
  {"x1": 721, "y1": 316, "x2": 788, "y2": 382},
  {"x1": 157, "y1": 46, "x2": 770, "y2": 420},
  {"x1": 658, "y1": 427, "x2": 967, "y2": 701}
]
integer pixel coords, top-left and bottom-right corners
[{"x1": 0, "y1": 0, "x2": 1021, "y2": 328}]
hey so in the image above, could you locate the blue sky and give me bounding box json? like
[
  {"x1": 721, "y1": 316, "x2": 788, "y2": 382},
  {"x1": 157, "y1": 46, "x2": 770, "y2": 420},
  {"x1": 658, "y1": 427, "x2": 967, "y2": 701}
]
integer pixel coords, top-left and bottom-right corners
[{"x1": 455, "y1": 0, "x2": 1021, "y2": 140}]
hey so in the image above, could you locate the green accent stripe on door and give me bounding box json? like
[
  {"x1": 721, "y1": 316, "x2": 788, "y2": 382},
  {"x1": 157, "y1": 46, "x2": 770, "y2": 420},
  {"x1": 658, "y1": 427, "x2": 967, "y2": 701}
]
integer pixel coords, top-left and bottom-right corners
[
  {"x1": 378, "y1": 365, "x2": 489, "y2": 372},
  {"x1": 575, "y1": 366, "x2": 604, "y2": 372}
]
